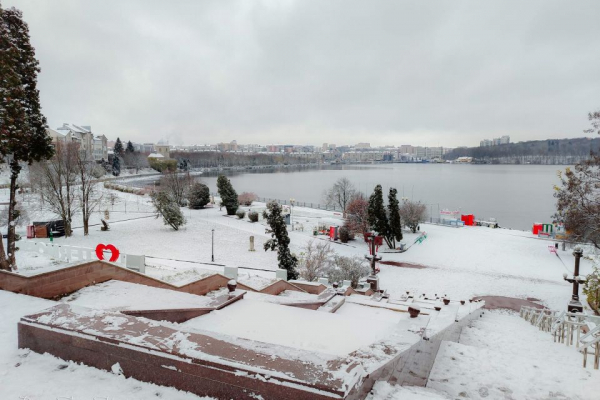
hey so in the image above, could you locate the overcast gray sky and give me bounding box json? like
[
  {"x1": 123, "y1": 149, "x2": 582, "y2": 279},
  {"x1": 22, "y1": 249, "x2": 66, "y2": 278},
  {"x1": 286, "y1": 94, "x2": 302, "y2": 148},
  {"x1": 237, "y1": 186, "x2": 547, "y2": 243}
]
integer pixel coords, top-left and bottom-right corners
[{"x1": 6, "y1": 0, "x2": 600, "y2": 147}]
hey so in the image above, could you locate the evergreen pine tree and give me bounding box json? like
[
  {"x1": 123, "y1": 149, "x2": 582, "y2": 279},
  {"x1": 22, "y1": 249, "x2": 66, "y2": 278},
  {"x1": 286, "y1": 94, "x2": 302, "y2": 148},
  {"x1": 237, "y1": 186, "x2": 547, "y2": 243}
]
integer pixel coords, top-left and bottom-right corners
[
  {"x1": 125, "y1": 140, "x2": 134, "y2": 154},
  {"x1": 216, "y1": 175, "x2": 239, "y2": 215},
  {"x1": 263, "y1": 201, "x2": 298, "y2": 280},
  {"x1": 114, "y1": 137, "x2": 124, "y2": 157},
  {"x1": 367, "y1": 184, "x2": 396, "y2": 248},
  {"x1": 387, "y1": 188, "x2": 403, "y2": 248},
  {"x1": 187, "y1": 182, "x2": 210, "y2": 209},
  {"x1": 151, "y1": 191, "x2": 186, "y2": 231},
  {"x1": 112, "y1": 156, "x2": 121, "y2": 176},
  {"x1": 0, "y1": 6, "x2": 53, "y2": 269}
]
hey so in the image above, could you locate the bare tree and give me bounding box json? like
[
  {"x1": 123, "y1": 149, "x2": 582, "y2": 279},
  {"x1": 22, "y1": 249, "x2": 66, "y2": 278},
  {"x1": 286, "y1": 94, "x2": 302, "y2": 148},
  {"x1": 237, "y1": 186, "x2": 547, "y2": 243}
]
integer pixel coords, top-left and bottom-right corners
[
  {"x1": 35, "y1": 141, "x2": 79, "y2": 236},
  {"x1": 345, "y1": 195, "x2": 370, "y2": 235},
  {"x1": 324, "y1": 177, "x2": 356, "y2": 216},
  {"x1": 77, "y1": 151, "x2": 102, "y2": 235},
  {"x1": 399, "y1": 200, "x2": 427, "y2": 233},
  {"x1": 298, "y1": 240, "x2": 334, "y2": 282},
  {"x1": 554, "y1": 110, "x2": 600, "y2": 249},
  {"x1": 159, "y1": 170, "x2": 191, "y2": 206},
  {"x1": 123, "y1": 151, "x2": 148, "y2": 174}
]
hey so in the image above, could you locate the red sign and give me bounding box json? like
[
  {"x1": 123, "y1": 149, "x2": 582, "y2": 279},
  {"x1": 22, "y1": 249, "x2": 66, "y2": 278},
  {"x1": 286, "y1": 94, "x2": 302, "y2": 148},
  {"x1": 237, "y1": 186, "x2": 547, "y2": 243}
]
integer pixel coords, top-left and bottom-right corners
[{"x1": 95, "y1": 244, "x2": 120, "y2": 262}]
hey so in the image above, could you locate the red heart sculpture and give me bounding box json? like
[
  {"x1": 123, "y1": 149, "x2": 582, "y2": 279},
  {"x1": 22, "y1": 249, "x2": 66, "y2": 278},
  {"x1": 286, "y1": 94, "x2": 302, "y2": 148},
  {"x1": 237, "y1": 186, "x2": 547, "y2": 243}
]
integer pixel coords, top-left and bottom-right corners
[{"x1": 95, "y1": 244, "x2": 120, "y2": 262}]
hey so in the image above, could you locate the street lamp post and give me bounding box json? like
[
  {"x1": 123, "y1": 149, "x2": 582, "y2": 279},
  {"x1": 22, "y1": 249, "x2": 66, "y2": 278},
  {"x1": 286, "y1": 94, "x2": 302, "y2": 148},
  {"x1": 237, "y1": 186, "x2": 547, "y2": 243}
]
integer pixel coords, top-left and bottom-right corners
[
  {"x1": 290, "y1": 198, "x2": 295, "y2": 231},
  {"x1": 563, "y1": 246, "x2": 586, "y2": 312},
  {"x1": 211, "y1": 228, "x2": 215, "y2": 262}
]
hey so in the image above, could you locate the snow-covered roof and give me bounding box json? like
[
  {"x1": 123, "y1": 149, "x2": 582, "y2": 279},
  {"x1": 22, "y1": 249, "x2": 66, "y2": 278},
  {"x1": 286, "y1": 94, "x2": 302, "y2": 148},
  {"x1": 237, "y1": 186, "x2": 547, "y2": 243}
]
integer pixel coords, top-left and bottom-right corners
[
  {"x1": 147, "y1": 153, "x2": 164, "y2": 158},
  {"x1": 59, "y1": 124, "x2": 88, "y2": 133}
]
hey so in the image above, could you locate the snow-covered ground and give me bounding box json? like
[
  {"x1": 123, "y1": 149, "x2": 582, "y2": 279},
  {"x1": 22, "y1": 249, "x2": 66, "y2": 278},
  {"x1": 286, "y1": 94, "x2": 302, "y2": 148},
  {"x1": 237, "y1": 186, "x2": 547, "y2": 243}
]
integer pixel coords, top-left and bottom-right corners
[
  {"x1": 0, "y1": 290, "x2": 214, "y2": 400},
  {"x1": 366, "y1": 310, "x2": 600, "y2": 399},
  {"x1": 2, "y1": 185, "x2": 599, "y2": 399},
  {"x1": 9, "y1": 186, "x2": 592, "y2": 310},
  {"x1": 182, "y1": 298, "x2": 401, "y2": 356},
  {"x1": 427, "y1": 310, "x2": 600, "y2": 399}
]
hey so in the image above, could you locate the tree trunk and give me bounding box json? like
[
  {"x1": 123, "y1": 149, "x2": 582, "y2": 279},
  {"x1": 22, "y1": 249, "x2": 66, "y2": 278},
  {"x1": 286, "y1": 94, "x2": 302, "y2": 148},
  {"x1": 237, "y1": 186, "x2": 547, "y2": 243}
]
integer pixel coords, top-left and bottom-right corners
[
  {"x1": 62, "y1": 217, "x2": 72, "y2": 238},
  {"x1": 7, "y1": 160, "x2": 19, "y2": 269},
  {"x1": 0, "y1": 233, "x2": 9, "y2": 270},
  {"x1": 83, "y1": 213, "x2": 89, "y2": 236}
]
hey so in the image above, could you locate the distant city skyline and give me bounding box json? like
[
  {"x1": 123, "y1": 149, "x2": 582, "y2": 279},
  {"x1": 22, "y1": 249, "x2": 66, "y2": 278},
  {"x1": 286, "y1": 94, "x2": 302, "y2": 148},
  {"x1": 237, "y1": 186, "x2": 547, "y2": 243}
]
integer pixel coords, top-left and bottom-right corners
[{"x1": 7, "y1": 0, "x2": 600, "y2": 148}]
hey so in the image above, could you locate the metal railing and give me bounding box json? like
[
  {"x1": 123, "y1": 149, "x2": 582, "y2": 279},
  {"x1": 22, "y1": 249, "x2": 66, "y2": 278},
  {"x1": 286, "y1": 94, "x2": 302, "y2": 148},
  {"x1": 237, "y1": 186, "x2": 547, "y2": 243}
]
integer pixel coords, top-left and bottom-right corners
[{"x1": 256, "y1": 197, "x2": 343, "y2": 212}]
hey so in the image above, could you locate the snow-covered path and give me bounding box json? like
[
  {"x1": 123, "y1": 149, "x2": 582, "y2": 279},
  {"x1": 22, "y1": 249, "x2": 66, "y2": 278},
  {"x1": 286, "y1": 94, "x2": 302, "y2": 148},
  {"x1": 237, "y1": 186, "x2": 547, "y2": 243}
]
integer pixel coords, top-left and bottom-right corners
[{"x1": 428, "y1": 310, "x2": 600, "y2": 399}]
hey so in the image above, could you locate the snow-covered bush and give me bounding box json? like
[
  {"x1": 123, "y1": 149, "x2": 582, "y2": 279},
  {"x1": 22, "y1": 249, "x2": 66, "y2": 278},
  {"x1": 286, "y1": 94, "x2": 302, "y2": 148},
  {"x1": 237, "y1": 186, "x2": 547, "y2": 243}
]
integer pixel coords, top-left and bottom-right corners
[
  {"x1": 339, "y1": 226, "x2": 352, "y2": 243},
  {"x1": 187, "y1": 182, "x2": 210, "y2": 209},
  {"x1": 248, "y1": 211, "x2": 259, "y2": 222},
  {"x1": 151, "y1": 191, "x2": 186, "y2": 231},
  {"x1": 584, "y1": 262, "x2": 600, "y2": 313},
  {"x1": 326, "y1": 255, "x2": 370, "y2": 288},
  {"x1": 238, "y1": 192, "x2": 258, "y2": 206},
  {"x1": 298, "y1": 240, "x2": 334, "y2": 282},
  {"x1": 236, "y1": 209, "x2": 246, "y2": 219}
]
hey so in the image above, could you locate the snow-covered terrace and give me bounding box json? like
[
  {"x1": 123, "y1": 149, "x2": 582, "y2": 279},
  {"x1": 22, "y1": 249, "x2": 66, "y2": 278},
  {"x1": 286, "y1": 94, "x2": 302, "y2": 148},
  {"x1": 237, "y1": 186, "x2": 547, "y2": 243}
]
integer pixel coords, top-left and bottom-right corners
[{"x1": 17, "y1": 281, "x2": 484, "y2": 399}]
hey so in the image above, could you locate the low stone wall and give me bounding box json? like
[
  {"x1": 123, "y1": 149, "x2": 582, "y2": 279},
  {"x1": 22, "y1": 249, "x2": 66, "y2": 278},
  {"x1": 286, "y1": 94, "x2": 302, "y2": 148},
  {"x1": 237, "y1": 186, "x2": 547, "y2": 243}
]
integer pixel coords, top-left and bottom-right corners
[
  {"x1": 258, "y1": 279, "x2": 306, "y2": 296},
  {"x1": 122, "y1": 291, "x2": 246, "y2": 323},
  {"x1": 19, "y1": 304, "x2": 351, "y2": 400},
  {"x1": 287, "y1": 281, "x2": 327, "y2": 294},
  {"x1": 344, "y1": 304, "x2": 484, "y2": 399},
  {"x1": 0, "y1": 261, "x2": 305, "y2": 299}
]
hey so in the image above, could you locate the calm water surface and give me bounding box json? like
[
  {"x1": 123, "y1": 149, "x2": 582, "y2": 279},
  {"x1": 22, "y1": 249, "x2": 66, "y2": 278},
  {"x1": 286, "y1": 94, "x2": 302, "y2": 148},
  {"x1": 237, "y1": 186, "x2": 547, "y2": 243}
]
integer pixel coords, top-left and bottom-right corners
[
  {"x1": 134, "y1": 164, "x2": 568, "y2": 231},
  {"x1": 198, "y1": 164, "x2": 567, "y2": 231}
]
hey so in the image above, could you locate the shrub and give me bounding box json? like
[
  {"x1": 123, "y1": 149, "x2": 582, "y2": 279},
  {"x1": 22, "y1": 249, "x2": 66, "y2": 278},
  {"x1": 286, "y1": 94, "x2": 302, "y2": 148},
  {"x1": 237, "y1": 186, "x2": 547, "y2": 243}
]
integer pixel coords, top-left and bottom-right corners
[
  {"x1": 236, "y1": 209, "x2": 246, "y2": 219},
  {"x1": 149, "y1": 158, "x2": 177, "y2": 172},
  {"x1": 151, "y1": 191, "x2": 186, "y2": 231},
  {"x1": 248, "y1": 211, "x2": 259, "y2": 222},
  {"x1": 339, "y1": 226, "x2": 351, "y2": 243},
  {"x1": 187, "y1": 182, "x2": 210, "y2": 209},
  {"x1": 325, "y1": 255, "x2": 370, "y2": 288},
  {"x1": 238, "y1": 192, "x2": 258, "y2": 206},
  {"x1": 298, "y1": 241, "x2": 334, "y2": 282},
  {"x1": 584, "y1": 263, "x2": 600, "y2": 313}
]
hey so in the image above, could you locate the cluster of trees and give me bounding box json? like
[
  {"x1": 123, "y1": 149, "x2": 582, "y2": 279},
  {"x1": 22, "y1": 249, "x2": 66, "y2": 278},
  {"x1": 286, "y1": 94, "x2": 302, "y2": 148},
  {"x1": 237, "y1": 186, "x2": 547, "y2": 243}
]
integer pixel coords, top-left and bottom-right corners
[
  {"x1": 111, "y1": 137, "x2": 148, "y2": 176},
  {"x1": 171, "y1": 151, "x2": 319, "y2": 169},
  {"x1": 29, "y1": 141, "x2": 104, "y2": 237},
  {"x1": 324, "y1": 178, "x2": 428, "y2": 248},
  {"x1": 152, "y1": 173, "x2": 262, "y2": 231},
  {"x1": 554, "y1": 110, "x2": 600, "y2": 312},
  {"x1": 150, "y1": 171, "x2": 212, "y2": 230},
  {"x1": 445, "y1": 137, "x2": 600, "y2": 165}
]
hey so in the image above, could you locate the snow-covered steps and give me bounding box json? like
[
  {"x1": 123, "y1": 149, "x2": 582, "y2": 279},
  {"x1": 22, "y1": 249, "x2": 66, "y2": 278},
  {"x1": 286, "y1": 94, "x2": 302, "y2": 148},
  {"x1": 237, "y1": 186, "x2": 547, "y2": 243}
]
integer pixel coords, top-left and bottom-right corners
[{"x1": 18, "y1": 296, "x2": 485, "y2": 399}]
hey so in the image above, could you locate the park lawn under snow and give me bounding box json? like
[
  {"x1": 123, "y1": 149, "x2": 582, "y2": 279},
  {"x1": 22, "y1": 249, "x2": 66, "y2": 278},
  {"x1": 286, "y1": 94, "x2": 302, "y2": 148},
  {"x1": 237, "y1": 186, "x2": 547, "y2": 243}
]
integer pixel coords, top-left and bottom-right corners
[{"x1": 8, "y1": 187, "x2": 595, "y2": 311}]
